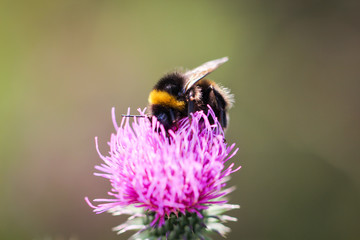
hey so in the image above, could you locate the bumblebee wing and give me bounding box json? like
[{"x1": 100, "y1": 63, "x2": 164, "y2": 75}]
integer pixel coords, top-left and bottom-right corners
[{"x1": 184, "y1": 57, "x2": 228, "y2": 91}]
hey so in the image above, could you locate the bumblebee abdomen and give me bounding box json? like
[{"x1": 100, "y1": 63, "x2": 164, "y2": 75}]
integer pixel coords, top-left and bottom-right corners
[{"x1": 193, "y1": 79, "x2": 232, "y2": 128}]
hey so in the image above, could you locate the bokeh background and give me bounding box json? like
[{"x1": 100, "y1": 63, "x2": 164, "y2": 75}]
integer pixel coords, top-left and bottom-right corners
[{"x1": 1, "y1": 1, "x2": 359, "y2": 239}]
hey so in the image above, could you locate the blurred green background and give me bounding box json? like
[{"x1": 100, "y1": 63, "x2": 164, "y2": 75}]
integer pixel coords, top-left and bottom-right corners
[{"x1": 1, "y1": 0, "x2": 359, "y2": 239}]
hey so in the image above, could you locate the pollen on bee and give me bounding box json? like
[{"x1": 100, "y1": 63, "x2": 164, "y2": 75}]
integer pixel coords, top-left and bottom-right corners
[{"x1": 148, "y1": 90, "x2": 185, "y2": 110}]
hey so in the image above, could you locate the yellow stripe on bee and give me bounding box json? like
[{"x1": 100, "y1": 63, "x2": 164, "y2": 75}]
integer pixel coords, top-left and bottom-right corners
[{"x1": 148, "y1": 90, "x2": 185, "y2": 110}]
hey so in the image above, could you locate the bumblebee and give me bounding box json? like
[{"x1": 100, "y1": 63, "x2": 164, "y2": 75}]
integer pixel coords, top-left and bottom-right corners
[{"x1": 148, "y1": 57, "x2": 233, "y2": 131}]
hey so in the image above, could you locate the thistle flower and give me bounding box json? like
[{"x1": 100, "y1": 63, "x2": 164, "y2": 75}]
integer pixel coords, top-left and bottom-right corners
[{"x1": 86, "y1": 107, "x2": 240, "y2": 239}]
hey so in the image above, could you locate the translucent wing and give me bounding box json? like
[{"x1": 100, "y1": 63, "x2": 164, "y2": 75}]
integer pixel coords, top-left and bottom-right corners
[{"x1": 184, "y1": 57, "x2": 228, "y2": 91}]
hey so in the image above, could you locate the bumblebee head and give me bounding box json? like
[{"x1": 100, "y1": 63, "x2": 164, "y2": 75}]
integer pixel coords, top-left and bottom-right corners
[{"x1": 148, "y1": 73, "x2": 187, "y2": 130}]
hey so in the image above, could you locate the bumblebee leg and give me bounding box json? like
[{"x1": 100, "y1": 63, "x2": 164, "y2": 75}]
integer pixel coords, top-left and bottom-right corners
[
  {"x1": 187, "y1": 90, "x2": 196, "y2": 116},
  {"x1": 121, "y1": 114, "x2": 146, "y2": 118},
  {"x1": 219, "y1": 108, "x2": 227, "y2": 128},
  {"x1": 212, "y1": 88, "x2": 227, "y2": 128},
  {"x1": 169, "y1": 108, "x2": 175, "y2": 123},
  {"x1": 188, "y1": 100, "x2": 195, "y2": 116}
]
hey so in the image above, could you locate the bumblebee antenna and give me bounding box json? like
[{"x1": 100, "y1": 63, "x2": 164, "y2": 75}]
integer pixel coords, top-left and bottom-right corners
[{"x1": 121, "y1": 115, "x2": 146, "y2": 118}]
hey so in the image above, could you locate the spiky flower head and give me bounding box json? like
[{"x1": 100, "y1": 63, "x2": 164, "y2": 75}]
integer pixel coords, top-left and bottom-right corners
[{"x1": 86, "y1": 107, "x2": 240, "y2": 239}]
